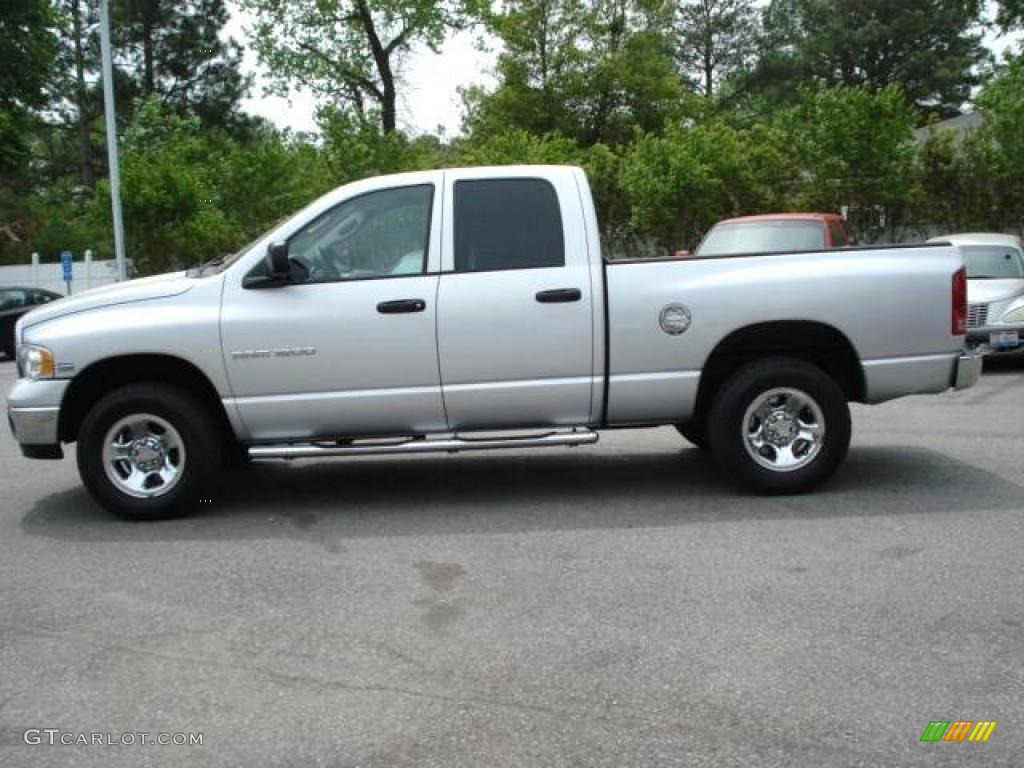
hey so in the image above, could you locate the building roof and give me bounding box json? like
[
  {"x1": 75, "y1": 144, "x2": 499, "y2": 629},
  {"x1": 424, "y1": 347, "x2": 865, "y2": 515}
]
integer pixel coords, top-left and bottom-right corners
[{"x1": 913, "y1": 112, "x2": 985, "y2": 145}]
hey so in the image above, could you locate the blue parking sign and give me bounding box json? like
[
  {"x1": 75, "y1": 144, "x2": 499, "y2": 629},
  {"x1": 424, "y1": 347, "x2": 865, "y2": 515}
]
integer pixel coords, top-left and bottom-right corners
[{"x1": 61, "y1": 250, "x2": 73, "y2": 282}]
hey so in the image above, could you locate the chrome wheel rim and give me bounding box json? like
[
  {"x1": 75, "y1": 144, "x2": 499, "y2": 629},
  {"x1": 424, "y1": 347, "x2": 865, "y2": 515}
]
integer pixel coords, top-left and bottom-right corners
[
  {"x1": 101, "y1": 414, "x2": 186, "y2": 498},
  {"x1": 742, "y1": 387, "x2": 825, "y2": 472}
]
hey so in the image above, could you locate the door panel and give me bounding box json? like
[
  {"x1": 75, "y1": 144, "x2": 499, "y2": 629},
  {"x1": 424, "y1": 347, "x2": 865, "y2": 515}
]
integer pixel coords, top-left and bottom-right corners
[
  {"x1": 221, "y1": 276, "x2": 445, "y2": 440},
  {"x1": 220, "y1": 180, "x2": 446, "y2": 441},
  {"x1": 436, "y1": 171, "x2": 595, "y2": 430}
]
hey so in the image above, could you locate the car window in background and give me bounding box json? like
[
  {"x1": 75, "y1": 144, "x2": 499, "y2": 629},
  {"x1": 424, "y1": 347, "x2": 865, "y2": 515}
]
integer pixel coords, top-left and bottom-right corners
[
  {"x1": 962, "y1": 246, "x2": 1024, "y2": 279},
  {"x1": 828, "y1": 220, "x2": 848, "y2": 247},
  {"x1": 697, "y1": 221, "x2": 827, "y2": 256},
  {"x1": 0, "y1": 290, "x2": 28, "y2": 311}
]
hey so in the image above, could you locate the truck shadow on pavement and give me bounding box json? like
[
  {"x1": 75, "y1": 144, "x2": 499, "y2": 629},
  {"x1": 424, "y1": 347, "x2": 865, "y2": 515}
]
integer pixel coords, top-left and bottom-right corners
[
  {"x1": 982, "y1": 355, "x2": 1024, "y2": 375},
  {"x1": 20, "y1": 444, "x2": 1024, "y2": 543}
]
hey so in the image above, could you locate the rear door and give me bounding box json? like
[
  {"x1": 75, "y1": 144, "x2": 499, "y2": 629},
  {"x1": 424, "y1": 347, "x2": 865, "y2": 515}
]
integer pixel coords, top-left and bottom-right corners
[{"x1": 436, "y1": 169, "x2": 596, "y2": 430}]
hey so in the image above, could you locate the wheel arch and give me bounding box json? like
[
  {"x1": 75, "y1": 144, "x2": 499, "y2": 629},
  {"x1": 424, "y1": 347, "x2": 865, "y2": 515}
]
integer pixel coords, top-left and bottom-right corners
[
  {"x1": 693, "y1": 321, "x2": 865, "y2": 422},
  {"x1": 59, "y1": 354, "x2": 236, "y2": 447}
]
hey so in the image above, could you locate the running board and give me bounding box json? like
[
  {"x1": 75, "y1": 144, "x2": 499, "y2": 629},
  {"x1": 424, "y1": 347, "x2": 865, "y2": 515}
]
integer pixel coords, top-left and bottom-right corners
[{"x1": 247, "y1": 429, "x2": 598, "y2": 460}]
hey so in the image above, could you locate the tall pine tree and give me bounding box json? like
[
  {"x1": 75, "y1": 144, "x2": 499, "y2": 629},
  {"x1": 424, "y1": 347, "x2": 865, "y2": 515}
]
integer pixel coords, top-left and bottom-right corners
[{"x1": 749, "y1": 0, "x2": 988, "y2": 117}]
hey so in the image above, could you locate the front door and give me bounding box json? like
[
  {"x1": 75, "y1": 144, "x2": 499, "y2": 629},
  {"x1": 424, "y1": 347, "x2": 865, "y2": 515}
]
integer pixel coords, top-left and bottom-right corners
[
  {"x1": 220, "y1": 181, "x2": 447, "y2": 441},
  {"x1": 436, "y1": 171, "x2": 596, "y2": 430}
]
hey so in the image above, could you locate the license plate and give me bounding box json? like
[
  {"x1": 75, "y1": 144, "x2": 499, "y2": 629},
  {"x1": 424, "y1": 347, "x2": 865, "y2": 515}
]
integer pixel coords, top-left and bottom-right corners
[{"x1": 990, "y1": 331, "x2": 1020, "y2": 349}]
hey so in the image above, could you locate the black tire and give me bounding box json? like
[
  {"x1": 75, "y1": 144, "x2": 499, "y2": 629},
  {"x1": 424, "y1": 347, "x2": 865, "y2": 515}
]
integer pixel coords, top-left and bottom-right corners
[
  {"x1": 223, "y1": 441, "x2": 253, "y2": 469},
  {"x1": 674, "y1": 420, "x2": 709, "y2": 450},
  {"x1": 707, "y1": 357, "x2": 851, "y2": 494},
  {"x1": 77, "y1": 383, "x2": 222, "y2": 520}
]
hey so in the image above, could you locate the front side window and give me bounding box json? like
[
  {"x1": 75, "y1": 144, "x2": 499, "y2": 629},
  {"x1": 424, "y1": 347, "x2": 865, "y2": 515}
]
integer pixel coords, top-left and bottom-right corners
[
  {"x1": 453, "y1": 179, "x2": 564, "y2": 272},
  {"x1": 286, "y1": 184, "x2": 433, "y2": 284}
]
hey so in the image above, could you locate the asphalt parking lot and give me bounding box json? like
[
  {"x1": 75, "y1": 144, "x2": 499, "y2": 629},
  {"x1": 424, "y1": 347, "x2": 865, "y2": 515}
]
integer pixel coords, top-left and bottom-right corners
[{"x1": 1, "y1": 358, "x2": 1022, "y2": 767}]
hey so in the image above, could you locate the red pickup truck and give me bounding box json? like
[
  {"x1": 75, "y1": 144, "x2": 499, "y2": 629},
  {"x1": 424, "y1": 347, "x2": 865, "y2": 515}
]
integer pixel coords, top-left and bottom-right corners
[{"x1": 689, "y1": 213, "x2": 856, "y2": 257}]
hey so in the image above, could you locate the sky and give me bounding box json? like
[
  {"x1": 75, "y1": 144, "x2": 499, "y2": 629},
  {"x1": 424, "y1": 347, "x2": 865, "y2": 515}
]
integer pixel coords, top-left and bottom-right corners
[{"x1": 224, "y1": 2, "x2": 1022, "y2": 138}]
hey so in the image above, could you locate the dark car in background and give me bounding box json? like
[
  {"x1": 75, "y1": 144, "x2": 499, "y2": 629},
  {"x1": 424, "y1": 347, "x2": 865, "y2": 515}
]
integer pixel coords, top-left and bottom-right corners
[
  {"x1": 0, "y1": 287, "x2": 62, "y2": 358},
  {"x1": 691, "y1": 213, "x2": 856, "y2": 257}
]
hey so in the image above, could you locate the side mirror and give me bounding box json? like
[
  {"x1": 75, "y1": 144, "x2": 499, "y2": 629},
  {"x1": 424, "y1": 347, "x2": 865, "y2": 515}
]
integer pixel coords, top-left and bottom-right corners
[{"x1": 266, "y1": 241, "x2": 290, "y2": 278}]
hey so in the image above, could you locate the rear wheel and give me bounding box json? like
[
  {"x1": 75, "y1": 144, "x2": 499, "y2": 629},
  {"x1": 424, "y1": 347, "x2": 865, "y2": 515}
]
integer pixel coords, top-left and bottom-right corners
[
  {"x1": 707, "y1": 357, "x2": 850, "y2": 494},
  {"x1": 77, "y1": 384, "x2": 222, "y2": 520}
]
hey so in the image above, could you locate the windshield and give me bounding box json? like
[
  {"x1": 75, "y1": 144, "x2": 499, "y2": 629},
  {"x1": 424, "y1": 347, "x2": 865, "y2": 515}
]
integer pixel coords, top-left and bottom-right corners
[
  {"x1": 697, "y1": 220, "x2": 826, "y2": 256},
  {"x1": 962, "y1": 245, "x2": 1024, "y2": 279}
]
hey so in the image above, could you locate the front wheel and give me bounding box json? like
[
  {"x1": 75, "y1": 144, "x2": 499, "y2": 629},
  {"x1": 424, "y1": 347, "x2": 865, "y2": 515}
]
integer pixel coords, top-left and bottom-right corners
[
  {"x1": 77, "y1": 384, "x2": 222, "y2": 520},
  {"x1": 707, "y1": 357, "x2": 851, "y2": 494},
  {"x1": 674, "y1": 420, "x2": 708, "y2": 450}
]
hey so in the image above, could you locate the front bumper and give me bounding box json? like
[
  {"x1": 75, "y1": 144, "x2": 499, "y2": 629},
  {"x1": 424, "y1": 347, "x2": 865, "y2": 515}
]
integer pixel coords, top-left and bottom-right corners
[
  {"x1": 7, "y1": 378, "x2": 69, "y2": 459},
  {"x1": 954, "y1": 349, "x2": 984, "y2": 390}
]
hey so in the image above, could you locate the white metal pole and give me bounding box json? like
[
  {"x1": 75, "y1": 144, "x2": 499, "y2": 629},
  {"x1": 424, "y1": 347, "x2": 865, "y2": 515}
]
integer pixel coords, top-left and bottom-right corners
[{"x1": 99, "y1": 0, "x2": 127, "y2": 281}]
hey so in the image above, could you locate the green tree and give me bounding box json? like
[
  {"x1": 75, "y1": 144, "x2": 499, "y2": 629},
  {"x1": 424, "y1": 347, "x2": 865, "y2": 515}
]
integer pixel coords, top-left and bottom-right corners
[
  {"x1": 974, "y1": 54, "x2": 1024, "y2": 231},
  {"x1": 912, "y1": 126, "x2": 994, "y2": 234},
  {"x1": 783, "y1": 85, "x2": 918, "y2": 240},
  {"x1": 466, "y1": 0, "x2": 680, "y2": 146},
  {"x1": 674, "y1": 0, "x2": 760, "y2": 98},
  {"x1": 0, "y1": 0, "x2": 60, "y2": 260},
  {"x1": 240, "y1": 0, "x2": 481, "y2": 133},
  {"x1": 750, "y1": 0, "x2": 988, "y2": 117},
  {"x1": 996, "y1": 0, "x2": 1024, "y2": 30},
  {"x1": 115, "y1": 0, "x2": 250, "y2": 130},
  {"x1": 111, "y1": 100, "x2": 238, "y2": 272},
  {"x1": 620, "y1": 120, "x2": 796, "y2": 249}
]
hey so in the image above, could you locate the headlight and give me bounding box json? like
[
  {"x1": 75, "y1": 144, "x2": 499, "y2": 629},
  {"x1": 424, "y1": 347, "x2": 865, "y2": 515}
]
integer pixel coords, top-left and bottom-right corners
[
  {"x1": 16, "y1": 344, "x2": 55, "y2": 379},
  {"x1": 1002, "y1": 306, "x2": 1024, "y2": 324}
]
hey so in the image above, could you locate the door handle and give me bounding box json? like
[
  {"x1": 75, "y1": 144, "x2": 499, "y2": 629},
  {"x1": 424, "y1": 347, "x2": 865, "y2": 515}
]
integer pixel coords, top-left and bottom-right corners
[
  {"x1": 377, "y1": 298, "x2": 426, "y2": 314},
  {"x1": 535, "y1": 288, "x2": 582, "y2": 303}
]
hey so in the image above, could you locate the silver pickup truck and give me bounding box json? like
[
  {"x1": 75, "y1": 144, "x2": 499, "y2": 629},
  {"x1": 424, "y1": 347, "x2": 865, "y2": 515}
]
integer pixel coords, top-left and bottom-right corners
[{"x1": 8, "y1": 165, "x2": 981, "y2": 519}]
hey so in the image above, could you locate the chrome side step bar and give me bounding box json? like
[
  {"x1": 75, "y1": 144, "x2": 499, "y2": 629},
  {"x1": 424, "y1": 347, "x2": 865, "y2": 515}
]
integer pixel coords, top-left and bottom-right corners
[{"x1": 247, "y1": 429, "x2": 599, "y2": 460}]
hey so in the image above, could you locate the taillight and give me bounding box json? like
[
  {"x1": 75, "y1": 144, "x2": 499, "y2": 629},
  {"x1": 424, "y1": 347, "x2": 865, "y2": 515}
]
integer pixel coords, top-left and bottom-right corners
[{"x1": 952, "y1": 267, "x2": 967, "y2": 335}]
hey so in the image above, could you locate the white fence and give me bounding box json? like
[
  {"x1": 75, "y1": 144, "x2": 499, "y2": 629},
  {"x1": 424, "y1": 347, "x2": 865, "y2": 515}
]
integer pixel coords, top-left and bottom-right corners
[{"x1": 0, "y1": 251, "x2": 125, "y2": 295}]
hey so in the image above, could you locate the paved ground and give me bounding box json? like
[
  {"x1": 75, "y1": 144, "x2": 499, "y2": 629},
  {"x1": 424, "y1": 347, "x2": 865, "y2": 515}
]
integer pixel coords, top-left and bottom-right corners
[{"x1": 0, "y1": 357, "x2": 1022, "y2": 767}]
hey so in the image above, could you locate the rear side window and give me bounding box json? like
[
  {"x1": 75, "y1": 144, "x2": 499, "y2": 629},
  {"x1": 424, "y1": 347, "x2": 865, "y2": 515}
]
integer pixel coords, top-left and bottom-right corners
[{"x1": 454, "y1": 179, "x2": 564, "y2": 272}]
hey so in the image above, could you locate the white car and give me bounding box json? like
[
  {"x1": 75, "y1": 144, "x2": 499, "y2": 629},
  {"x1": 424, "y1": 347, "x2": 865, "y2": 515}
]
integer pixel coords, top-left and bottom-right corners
[{"x1": 929, "y1": 233, "x2": 1024, "y2": 355}]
